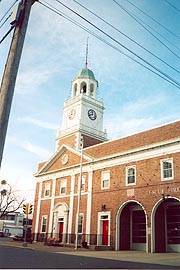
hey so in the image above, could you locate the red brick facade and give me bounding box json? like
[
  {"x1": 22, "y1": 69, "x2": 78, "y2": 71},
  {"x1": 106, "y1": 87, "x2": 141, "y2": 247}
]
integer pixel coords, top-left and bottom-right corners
[{"x1": 32, "y1": 120, "x2": 180, "y2": 253}]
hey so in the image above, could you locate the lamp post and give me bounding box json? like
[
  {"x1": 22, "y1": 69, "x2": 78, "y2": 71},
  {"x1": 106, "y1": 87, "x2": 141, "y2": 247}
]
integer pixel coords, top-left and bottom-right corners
[{"x1": 75, "y1": 136, "x2": 83, "y2": 250}]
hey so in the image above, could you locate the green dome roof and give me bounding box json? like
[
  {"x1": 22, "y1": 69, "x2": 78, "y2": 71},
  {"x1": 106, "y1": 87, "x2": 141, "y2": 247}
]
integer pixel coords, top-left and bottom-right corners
[{"x1": 75, "y1": 68, "x2": 95, "y2": 80}]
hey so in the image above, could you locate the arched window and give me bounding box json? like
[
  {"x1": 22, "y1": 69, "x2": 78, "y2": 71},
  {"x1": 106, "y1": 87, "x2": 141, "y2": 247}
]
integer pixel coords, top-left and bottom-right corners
[
  {"x1": 90, "y1": 84, "x2": 94, "y2": 96},
  {"x1": 74, "y1": 83, "x2": 77, "y2": 96},
  {"x1": 80, "y1": 82, "x2": 87, "y2": 93}
]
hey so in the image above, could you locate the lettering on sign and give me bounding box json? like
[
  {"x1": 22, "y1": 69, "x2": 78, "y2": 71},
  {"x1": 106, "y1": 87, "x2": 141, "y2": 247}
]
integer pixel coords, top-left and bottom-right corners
[{"x1": 147, "y1": 187, "x2": 180, "y2": 196}]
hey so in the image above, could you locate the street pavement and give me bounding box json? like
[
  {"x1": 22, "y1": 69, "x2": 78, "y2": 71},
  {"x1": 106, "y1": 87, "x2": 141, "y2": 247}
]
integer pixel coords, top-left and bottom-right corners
[{"x1": 0, "y1": 239, "x2": 180, "y2": 268}]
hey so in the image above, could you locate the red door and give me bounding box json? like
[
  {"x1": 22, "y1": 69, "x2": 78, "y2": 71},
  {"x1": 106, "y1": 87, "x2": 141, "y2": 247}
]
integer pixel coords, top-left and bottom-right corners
[
  {"x1": 102, "y1": 220, "x2": 109, "y2": 245},
  {"x1": 59, "y1": 222, "x2": 64, "y2": 242}
]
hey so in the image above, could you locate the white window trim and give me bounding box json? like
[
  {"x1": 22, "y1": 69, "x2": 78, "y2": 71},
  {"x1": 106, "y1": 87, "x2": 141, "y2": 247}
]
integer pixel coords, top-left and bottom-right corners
[
  {"x1": 41, "y1": 215, "x2": 48, "y2": 233},
  {"x1": 97, "y1": 211, "x2": 111, "y2": 246},
  {"x1": 44, "y1": 183, "x2": 50, "y2": 197},
  {"x1": 101, "y1": 170, "x2": 110, "y2": 190},
  {"x1": 160, "y1": 158, "x2": 174, "y2": 181},
  {"x1": 126, "y1": 165, "x2": 136, "y2": 186},
  {"x1": 60, "y1": 179, "x2": 67, "y2": 195}
]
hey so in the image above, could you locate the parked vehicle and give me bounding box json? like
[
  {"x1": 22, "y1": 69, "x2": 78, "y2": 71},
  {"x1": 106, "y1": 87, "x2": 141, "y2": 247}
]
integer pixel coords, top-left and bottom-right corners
[
  {"x1": 13, "y1": 234, "x2": 23, "y2": 241},
  {"x1": 13, "y1": 233, "x2": 32, "y2": 243},
  {"x1": 0, "y1": 231, "x2": 5, "y2": 237}
]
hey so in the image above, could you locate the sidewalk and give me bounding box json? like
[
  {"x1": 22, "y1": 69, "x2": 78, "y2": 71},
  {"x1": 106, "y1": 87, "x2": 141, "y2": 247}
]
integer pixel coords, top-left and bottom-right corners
[{"x1": 0, "y1": 240, "x2": 180, "y2": 268}]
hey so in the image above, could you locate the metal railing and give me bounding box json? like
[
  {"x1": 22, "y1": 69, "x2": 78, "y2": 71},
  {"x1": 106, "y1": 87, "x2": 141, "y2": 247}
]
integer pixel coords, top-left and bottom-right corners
[{"x1": 32, "y1": 233, "x2": 112, "y2": 247}]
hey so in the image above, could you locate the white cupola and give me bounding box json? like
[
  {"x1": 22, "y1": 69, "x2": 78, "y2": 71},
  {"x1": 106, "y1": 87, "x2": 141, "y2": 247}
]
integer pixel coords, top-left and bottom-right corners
[{"x1": 71, "y1": 67, "x2": 98, "y2": 99}]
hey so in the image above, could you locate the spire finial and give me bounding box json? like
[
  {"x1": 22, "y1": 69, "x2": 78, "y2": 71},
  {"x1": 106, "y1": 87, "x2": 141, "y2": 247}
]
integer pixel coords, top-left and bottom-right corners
[{"x1": 85, "y1": 37, "x2": 89, "y2": 68}]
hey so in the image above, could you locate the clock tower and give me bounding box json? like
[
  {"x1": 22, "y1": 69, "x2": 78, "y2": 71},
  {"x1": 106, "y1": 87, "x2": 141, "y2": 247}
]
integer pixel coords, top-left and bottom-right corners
[{"x1": 56, "y1": 66, "x2": 107, "y2": 150}]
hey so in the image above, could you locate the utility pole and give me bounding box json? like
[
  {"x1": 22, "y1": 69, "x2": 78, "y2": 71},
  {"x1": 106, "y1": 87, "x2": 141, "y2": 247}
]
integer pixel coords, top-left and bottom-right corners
[
  {"x1": 75, "y1": 136, "x2": 83, "y2": 250},
  {"x1": 0, "y1": 0, "x2": 36, "y2": 169}
]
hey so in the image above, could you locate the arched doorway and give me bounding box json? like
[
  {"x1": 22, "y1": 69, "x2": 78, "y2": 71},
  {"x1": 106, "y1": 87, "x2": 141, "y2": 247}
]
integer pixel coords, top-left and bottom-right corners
[
  {"x1": 52, "y1": 203, "x2": 69, "y2": 243},
  {"x1": 152, "y1": 197, "x2": 180, "y2": 253},
  {"x1": 116, "y1": 200, "x2": 147, "y2": 252}
]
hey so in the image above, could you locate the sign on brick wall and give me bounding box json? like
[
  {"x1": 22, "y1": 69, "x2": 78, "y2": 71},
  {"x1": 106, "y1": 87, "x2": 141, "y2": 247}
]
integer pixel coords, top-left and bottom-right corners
[{"x1": 127, "y1": 188, "x2": 134, "y2": 198}]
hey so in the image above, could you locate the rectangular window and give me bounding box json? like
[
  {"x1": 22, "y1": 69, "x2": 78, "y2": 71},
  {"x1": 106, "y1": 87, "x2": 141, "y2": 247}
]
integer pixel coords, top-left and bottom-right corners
[
  {"x1": 161, "y1": 158, "x2": 174, "y2": 181},
  {"x1": 41, "y1": 216, "x2": 47, "y2": 233},
  {"x1": 44, "y1": 183, "x2": 50, "y2": 197},
  {"x1": 81, "y1": 176, "x2": 85, "y2": 192},
  {"x1": 126, "y1": 166, "x2": 136, "y2": 185},
  {"x1": 101, "y1": 171, "x2": 110, "y2": 189},
  {"x1": 78, "y1": 214, "x2": 83, "y2": 234},
  {"x1": 60, "y1": 179, "x2": 67, "y2": 195}
]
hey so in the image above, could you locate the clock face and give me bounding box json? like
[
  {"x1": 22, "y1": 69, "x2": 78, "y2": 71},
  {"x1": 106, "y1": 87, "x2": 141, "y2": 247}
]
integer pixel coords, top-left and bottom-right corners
[
  {"x1": 88, "y1": 109, "x2": 97, "y2": 120},
  {"x1": 69, "y1": 109, "x2": 76, "y2": 120}
]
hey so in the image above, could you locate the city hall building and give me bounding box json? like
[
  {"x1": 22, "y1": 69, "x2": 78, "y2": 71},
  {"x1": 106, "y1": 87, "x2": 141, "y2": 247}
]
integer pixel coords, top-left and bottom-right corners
[{"x1": 32, "y1": 65, "x2": 180, "y2": 253}]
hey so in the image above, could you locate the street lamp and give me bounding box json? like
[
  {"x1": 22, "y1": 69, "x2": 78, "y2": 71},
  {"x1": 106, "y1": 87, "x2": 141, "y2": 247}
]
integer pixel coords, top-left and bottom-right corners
[{"x1": 75, "y1": 136, "x2": 83, "y2": 250}]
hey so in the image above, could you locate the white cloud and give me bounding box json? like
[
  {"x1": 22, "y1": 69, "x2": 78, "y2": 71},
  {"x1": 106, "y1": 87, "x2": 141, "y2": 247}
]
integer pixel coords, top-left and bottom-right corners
[
  {"x1": 18, "y1": 116, "x2": 59, "y2": 130},
  {"x1": 22, "y1": 141, "x2": 52, "y2": 158},
  {"x1": 15, "y1": 67, "x2": 57, "y2": 94},
  {"x1": 106, "y1": 115, "x2": 178, "y2": 140},
  {"x1": 7, "y1": 136, "x2": 52, "y2": 159}
]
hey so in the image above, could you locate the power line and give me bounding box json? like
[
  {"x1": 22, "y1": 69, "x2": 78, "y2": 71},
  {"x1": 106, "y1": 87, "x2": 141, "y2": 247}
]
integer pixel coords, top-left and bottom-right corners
[
  {"x1": 126, "y1": 0, "x2": 180, "y2": 40},
  {"x1": 0, "y1": 25, "x2": 15, "y2": 45},
  {"x1": 164, "y1": 0, "x2": 180, "y2": 13},
  {"x1": 0, "y1": 0, "x2": 18, "y2": 24},
  {"x1": 0, "y1": 12, "x2": 12, "y2": 30},
  {"x1": 72, "y1": 0, "x2": 180, "y2": 75},
  {"x1": 112, "y1": 0, "x2": 180, "y2": 61},
  {"x1": 53, "y1": 0, "x2": 180, "y2": 87},
  {"x1": 38, "y1": 1, "x2": 180, "y2": 90}
]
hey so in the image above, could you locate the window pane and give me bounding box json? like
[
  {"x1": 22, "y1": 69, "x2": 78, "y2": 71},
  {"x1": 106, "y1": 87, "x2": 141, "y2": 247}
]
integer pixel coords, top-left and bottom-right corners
[
  {"x1": 127, "y1": 167, "x2": 135, "y2": 184},
  {"x1": 45, "y1": 190, "x2": 50, "y2": 196},
  {"x1": 61, "y1": 187, "x2": 66, "y2": 194},
  {"x1": 45, "y1": 183, "x2": 50, "y2": 196},
  {"x1": 163, "y1": 161, "x2": 172, "y2": 179},
  {"x1": 102, "y1": 171, "x2": 110, "y2": 189},
  {"x1": 42, "y1": 217, "x2": 47, "y2": 233},
  {"x1": 60, "y1": 180, "x2": 66, "y2": 194},
  {"x1": 78, "y1": 215, "x2": 83, "y2": 233},
  {"x1": 163, "y1": 162, "x2": 172, "y2": 170},
  {"x1": 103, "y1": 179, "x2": 109, "y2": 188}
]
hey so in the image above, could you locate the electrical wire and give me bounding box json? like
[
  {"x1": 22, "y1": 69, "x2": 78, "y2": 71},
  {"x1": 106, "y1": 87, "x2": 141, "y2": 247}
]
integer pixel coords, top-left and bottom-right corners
[
  {"x1": 0, "y1": 12, "x2": 12, "y2": 30},
  {"x1": 0, "y1": 25, "x2": 15, "y2": 45},
  {"x1": 52, "y1": 0, "x2": 180, "y2": 88},
  {"x1": 72, "y1": 0, "x2": 180, "y2": 75},
  {"x1": 0, "y1": 0, "x2": 18, "y2": 24},
  {"x1": 112, "y1": 0, "x2": 180, "y2": 60},
  {"x1": 126, "y1": 0, "x2": 180, "y2": 40},
  {"x1": 38, "y1": 0, "x2": 180, "y2": 90},
  {"x1": 164, "y1": 0, "x2": 180, "y2": 13}
]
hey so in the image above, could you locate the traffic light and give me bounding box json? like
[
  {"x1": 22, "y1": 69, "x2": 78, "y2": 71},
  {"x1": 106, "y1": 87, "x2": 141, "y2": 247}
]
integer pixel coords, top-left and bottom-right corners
[
  {"x1": 29, "y1": 204, "x2": 33, "y2": 214},
  {"x1": 23, "y1": 203, "x2": 28, "y2": 215}
]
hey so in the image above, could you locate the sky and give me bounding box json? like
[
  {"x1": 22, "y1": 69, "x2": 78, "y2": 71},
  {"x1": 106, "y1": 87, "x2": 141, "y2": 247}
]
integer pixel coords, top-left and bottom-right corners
[{"x1": 0, "y1": 0, "x2": 180, "y2": 204}]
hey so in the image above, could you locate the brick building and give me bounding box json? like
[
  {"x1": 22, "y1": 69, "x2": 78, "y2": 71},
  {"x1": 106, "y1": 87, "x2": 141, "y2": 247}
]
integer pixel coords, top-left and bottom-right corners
[{"x1": 32, "y1": 66, "x2": 180, "y2": 253}]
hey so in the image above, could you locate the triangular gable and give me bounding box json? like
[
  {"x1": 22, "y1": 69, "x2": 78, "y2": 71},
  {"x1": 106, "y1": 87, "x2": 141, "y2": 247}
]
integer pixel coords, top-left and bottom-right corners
[{"x1": 36, "y1": 144, "x2": 93, "y2": 175}]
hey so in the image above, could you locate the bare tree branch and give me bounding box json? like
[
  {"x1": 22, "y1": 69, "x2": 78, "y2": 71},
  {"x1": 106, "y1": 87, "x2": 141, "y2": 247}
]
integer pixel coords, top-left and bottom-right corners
[{"x1": 0, "y1": 182, "x2": 25, "y2": 218}]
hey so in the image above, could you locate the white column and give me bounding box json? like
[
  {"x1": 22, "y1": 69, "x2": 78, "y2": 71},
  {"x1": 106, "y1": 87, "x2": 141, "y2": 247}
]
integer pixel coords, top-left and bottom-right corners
[
  {"x1": 34, "y1": 181, "x2": 42, "y2": 241},
  {"x1": 63, "y1": 210, "x2": 69, "y2": 243},
  {"x1": 67, "y1": 174, "x2": 75, "y2": 242},
  {"x1": 48, "y1": 178, "x2": 56, "y2": 235},
  {"x1": 86, "y1": 170, "x2": 93, "y2": 244}
]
